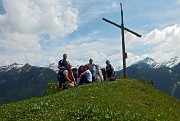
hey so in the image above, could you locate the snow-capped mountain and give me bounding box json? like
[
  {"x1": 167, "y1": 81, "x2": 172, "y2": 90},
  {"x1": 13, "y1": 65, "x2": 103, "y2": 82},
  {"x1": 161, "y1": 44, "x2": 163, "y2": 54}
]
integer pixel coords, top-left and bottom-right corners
[
  {"x1": 0, "y1": 63, "x2": 59, "y2": 73},
  {"x1": 45, "y1": 63, "x2": 59, "y2": 73},
  {"x1": 133, "y1": 56, "x2": 180, "y2": 69},
  {"x1": 0, "y1": 63, "x2": 57, "y2": 104},
  {"x1": 0, "y1": 63, "x2": 24, "y2": 72},
  {"x1": 162, "y1": 56, "x2": 180, "y2": 68},
  {"x1": 133, "y1": 57, "x2": 161, "y2": 68},
  {"x1": 1, "y1": 56, "x2": 179, "y2": 73}
]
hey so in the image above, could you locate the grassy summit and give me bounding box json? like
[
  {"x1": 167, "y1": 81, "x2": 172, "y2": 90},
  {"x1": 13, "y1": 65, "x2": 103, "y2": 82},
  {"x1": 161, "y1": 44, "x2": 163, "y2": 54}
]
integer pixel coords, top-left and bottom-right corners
[{"x1": 0, "y1": 78, "x2": 179, "y2": 121}]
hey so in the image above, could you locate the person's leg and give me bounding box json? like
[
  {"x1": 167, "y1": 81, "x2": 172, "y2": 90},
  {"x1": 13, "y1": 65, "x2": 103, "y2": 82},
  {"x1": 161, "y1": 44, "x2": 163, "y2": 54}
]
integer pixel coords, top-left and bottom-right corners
[
  {"x1": 110, "y1": 75, "x2": 116, "y2": 81},
  {"x1": 79, "y1": 78, "x2": 84, "y2": 85},
  {"x1": 57, "y1": 81, "x2": 62, "y2": 92},
  {"x1": 66, "y1": 81, "x2": 74, "y2": 88},
  {"x1": 84, "y1": 77, "x2": 91, "y2": 84},
  {"x1": 92, "y1": 76, "x2": 96, "y2": 82},
  {"x1": 90, "y1": 71, "x2": 95, "y2": 82}
]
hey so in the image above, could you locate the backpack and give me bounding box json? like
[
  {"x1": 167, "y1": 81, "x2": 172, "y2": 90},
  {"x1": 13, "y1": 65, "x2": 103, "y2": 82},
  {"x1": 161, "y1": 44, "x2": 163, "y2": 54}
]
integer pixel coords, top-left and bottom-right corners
[{"x1": 57, "y1": 69, "x2": 66, "y2": 83}]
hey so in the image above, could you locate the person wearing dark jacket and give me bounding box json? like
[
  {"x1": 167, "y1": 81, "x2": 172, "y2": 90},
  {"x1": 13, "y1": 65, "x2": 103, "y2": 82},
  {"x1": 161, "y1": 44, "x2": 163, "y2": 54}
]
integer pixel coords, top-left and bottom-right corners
[
  {"x1": 57, "y1": 53, "x2": 69, "y2": 91},
  {"x1": 105, "y1": 60, "x2": 116, "y2": 81}
]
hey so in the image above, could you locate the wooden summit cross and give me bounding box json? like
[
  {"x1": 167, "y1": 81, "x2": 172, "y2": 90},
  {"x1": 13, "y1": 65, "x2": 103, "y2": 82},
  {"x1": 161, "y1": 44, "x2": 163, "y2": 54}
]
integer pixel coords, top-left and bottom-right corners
[{"x1": 102, "y1": 3, "x2": 141, "y2": 78}]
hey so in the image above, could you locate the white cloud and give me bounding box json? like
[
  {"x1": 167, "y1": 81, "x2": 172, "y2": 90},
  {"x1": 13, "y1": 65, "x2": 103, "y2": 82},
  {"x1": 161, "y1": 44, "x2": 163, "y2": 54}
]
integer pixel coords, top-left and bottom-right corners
[
  {"x1": 126, "y1": 24, "x2": 180, "y2": 64},
  {"x1": 0, "y1": 1, "x2": 78, "y2": 50},
  {"x1": 0, "y1": 32, "x2": 40, "y2": 53},
  {"x1": 0, "y1": 0, "x2": 79, "y2": 66},
  {"x1": 1, "y1": 0, "x2": 78, "y2": 36},
  {"x1": 87, "y1": 51, "x2": 107, "y2": 62}
]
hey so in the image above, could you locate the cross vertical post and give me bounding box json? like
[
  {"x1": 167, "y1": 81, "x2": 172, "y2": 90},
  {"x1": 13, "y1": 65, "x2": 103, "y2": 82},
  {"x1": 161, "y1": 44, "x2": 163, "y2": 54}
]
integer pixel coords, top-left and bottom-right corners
[{"x1": 120, "y1": 3, "x2": 127, "y2": 78}]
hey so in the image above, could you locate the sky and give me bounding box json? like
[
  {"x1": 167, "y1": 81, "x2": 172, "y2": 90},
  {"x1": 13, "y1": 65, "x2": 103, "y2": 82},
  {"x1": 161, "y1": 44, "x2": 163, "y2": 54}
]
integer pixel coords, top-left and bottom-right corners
[{"x1": 0, "y1": 0, "x2": 180, "y2": 70}]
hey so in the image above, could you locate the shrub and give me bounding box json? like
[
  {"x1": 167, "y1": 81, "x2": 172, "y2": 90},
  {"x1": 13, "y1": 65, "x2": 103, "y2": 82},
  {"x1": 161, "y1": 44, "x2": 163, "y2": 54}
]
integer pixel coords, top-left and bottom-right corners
[{"x1": 43, "y1": 80, "x2": 58, "y2": 96}]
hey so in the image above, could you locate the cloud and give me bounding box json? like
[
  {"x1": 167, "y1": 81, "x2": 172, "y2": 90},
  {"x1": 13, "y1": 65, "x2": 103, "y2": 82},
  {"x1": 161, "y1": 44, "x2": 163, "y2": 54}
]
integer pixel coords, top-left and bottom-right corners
[
  {"x1": 87, "y1": 51, "x2": 107, "y2": 62},
  {"x1": 1, "y1": 0, "x2": 78, "y2": 36},
  {"x1": 176, "y1": 0, "x2": 180, "y2": 3},
  {"x1": 72, "y1": 0, "x2": 119, "y2": 24},
  {"x1": 0, "y1": 0, "x2": 79, "y2": 55},
  {"x1": 0, "y1": 32, "x2": 40, "y2": 53},
  {"x1": 0, "y1": 0, "x2": 79, "y2": 66},
  {"x1": 126, "y1": 24, "x2": 180, "y2": 63}
]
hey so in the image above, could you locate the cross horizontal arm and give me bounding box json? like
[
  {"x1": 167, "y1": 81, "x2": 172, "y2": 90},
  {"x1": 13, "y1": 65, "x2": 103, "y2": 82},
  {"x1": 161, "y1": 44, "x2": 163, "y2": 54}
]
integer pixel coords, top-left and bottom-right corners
[{"x1": 102, "y1": 18, "x2": 141, "y2": 38}]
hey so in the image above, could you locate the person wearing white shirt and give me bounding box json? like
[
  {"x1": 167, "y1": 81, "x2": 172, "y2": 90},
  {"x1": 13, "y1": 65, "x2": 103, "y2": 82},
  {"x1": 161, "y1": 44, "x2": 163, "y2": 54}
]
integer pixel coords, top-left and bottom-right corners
[{"x1": 80, "y1": 65, "x2": 92, "y2": 84}]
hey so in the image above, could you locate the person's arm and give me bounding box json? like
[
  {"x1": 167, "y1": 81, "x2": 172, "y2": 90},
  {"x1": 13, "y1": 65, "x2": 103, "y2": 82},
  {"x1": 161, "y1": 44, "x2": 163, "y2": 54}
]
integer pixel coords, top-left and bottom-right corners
[
  {"x1": 99, "y1": 70, "x2": 104, "y2": 81},
  {"x1": 58, "y1": 60, "x2": 66, "y2": 69},
  {"x1": 106, "y1": 72, "x2": 109, "y2": 81},
  {"x1": 64, "y1": 74, "x2": 73, "y2": 83},
  {"x1": 70, "y1": 70, "x2": 76, "y2": 85},
  {"x1": 105, "y1": 68, "x2": 108, "y2": 80},
  {"x1": 80, "y1": 71, "x2": 87, "y2": 78},
  {"x1": 64, "y1": 71, "x2": 73, "y2": 83},
  {"x1": 58, "y1": 65, "x2": 65, "y2": 70},
  {"x1": 58, "y1": 63, "x2": 61, "y2": 69},
  {"x1": 58, "y1": 60, "x2": 62, "y2": 69}
]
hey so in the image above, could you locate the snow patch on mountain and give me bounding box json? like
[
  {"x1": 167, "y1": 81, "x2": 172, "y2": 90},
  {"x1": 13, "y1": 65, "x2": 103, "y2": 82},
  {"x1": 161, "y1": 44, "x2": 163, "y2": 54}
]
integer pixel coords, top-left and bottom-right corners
[
  {"x1": 134, "y1": 57, "x2": 161, "y2": 68},
  {"x1": 133, "y1": 56, "x2": 180, "y2": 69},
  {"x1": 162, "y1": 56, "x2": 180, "y2": 68},
  {"x1": 45, "y1": 63, "x2": 59, "y2": 73},
  {"x1": 0, "y1": 63, "x2": 24, "y2": 72}
]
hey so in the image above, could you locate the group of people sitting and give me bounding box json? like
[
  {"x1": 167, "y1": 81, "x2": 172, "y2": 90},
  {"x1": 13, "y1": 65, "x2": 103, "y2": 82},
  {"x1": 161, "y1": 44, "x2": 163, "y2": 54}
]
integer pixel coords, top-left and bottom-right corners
[{"x1": 57, "y1": 53, "x2": 116, "y2": 91}]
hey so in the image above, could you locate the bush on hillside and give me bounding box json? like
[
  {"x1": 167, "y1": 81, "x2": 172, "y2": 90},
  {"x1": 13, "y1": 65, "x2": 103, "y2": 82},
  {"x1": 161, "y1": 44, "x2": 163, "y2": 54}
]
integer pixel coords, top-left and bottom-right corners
[{"x1": 43, "y1": 80, "x2": 58, "y2": 96}]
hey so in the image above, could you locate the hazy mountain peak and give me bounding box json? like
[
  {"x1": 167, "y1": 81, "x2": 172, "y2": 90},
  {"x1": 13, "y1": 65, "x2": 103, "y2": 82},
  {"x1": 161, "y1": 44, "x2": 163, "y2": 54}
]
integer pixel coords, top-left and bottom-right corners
[
  {"x1": 12, "y1": 63, "x2": 24, "y2": 68},
  {"x1": 23, "y1": 63, "x2": 31, "y2": 67}
]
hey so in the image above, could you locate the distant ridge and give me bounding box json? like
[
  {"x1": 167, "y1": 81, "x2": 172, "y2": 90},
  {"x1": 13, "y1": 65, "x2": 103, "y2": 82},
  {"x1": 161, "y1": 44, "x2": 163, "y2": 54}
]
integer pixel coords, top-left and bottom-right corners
[{"x1": 0, "y1": 64, "x2": 57, "y2": 104}]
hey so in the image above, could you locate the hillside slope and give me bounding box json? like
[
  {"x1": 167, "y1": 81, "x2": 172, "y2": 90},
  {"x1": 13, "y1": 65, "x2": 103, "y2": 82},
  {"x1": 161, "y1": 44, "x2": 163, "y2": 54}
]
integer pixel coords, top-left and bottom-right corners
[
  {"x1": 0, "y1": 79, "x2": 180, "y2": 121},
  {"x1": 116, "y1": 58, "x2": 180, "y2": 100}
]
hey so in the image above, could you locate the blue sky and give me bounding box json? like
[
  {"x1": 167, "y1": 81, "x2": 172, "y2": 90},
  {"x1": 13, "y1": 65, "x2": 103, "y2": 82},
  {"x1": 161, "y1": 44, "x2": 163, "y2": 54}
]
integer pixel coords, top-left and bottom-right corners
[{"x1": 0, "y1": 0, "x2": 180, "y2": 70}]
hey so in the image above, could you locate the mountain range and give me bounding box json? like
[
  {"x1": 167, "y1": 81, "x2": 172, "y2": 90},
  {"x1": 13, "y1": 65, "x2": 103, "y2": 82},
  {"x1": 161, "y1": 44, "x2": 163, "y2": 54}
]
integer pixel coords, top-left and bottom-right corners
[
  {"x1": 0, "y1": 63, "x2": 57, "y2": 104},
  {"x1": 0, "y1": 56, "x2": 179, "y2": 104}
]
